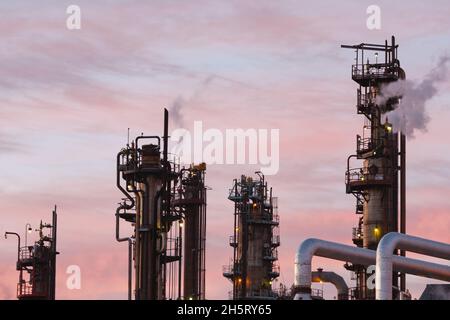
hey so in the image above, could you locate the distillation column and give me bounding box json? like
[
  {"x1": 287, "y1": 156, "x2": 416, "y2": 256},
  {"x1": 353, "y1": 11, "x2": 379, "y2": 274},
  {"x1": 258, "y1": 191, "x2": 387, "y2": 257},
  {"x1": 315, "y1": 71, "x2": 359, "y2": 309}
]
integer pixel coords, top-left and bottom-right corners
[
  {"x1": 223, "y1": 172, "x2": 280, "y2": 300},
  {"x1": 116, "y1": 109, "x2": 183, "y2": 300},
  {"x1": 174, "y1": 163, "x2": 207, "y2": 300},
  {"x1": 342, "y1": 36, "x2": 406, "y2": 299}
]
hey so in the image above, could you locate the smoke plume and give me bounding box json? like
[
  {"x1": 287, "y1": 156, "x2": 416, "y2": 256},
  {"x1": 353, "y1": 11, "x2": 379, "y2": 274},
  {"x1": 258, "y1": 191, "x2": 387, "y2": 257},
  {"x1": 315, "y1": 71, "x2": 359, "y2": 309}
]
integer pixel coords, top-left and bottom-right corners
[
  {"x1": 378, "y1": 56, "x2": 450, "y2": 138},
  {"x1": 168, "y1": 76, "x2": 215, "y2": 157},
  {"x1": 169, "y1": 95, "x2": 186, "y2": 128},
  {"x1": 168, "y1": 75, "x2": 216, "y2": 129}
]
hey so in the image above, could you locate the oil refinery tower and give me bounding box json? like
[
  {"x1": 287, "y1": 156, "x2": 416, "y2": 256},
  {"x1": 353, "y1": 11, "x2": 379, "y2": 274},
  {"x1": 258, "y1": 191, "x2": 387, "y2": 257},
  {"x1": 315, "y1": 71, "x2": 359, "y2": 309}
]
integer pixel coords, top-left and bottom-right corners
[
  {"x1": 223, "y1": 172, "x2": 280, "y2": 299},
  {"x1": 4, "y1": 207, "x2": 58, "y2": 300},
  {"x1": 342, "y1": 36, "x2": 407, "y2": 299},
  {"x1": 115, "y1": 109, "x2": 207, "y2": 300}
]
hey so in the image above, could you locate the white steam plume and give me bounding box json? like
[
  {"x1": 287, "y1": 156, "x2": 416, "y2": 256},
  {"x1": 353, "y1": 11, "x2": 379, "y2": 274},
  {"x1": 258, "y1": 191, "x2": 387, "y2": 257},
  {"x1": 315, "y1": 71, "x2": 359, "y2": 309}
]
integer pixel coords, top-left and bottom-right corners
[{"x1": 378, "y1": 56, "x2": 450, "y2": 138}]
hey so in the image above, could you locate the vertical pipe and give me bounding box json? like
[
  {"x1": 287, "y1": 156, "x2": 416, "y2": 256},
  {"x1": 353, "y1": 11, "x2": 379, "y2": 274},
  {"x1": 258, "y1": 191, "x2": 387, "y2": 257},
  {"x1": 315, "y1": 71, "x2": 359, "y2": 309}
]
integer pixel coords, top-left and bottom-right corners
[
  {"x1": 162, "y1": 108, "x2": 170, "y2": 300},
  {"x1": 376, "y1": 232, "x2": 450, "y2": 300},
  {"x1": 391, "y1": 36, "x2": 396, "y2": 62},
  {"x1": 385, "y1": 40, "x2": 388, "y2": 64},
  {"x1": 51, "y1": 206, "x2": 57, "y2": 300},
  {"x1": 400, "y1": 133, "x2": 406, "y2": 291},
  {"x1": 241, "y1": 191, "x2": 248, "y2": 299},
  {"x1": 150, "y1": 186, "x2": 161, "y2": 299},
  {"x1": 196, "y1": 195, "x2": 201, "y2": 299},
  {"x1": 362, "y1": 49, "x2": 364, "y2": 77},
  {"x1": 134, "y1": 192, "x2": 141, "y2": 300},
  {"x1": 201, "y1": 184, "x2": 206, "y2": 299},
  {"x1": 178, "y1": 225, "x2": 182, "y2": 299},
  {"x1": 163, "y1": 108, "x2": 169, "y2": 164},
  {"x1": 128, "y1": 238, "x2": 132, "y2": 300},
  {"x1": 232, "y1": 179, "x2": 238, "y2": 299}
]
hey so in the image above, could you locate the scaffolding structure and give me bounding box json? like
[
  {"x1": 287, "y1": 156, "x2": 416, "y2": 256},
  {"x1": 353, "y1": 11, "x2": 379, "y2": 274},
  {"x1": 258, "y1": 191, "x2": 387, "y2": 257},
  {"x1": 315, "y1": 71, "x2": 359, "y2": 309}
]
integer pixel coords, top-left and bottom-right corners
[
  {"x1": 223, "y1": 172, "x2": 280, "y2": 300},
  {"x1": 341, "y1": 36, "x2": 407, "y2": 299},
  {"x1": 5, "y1": 207, "x2": 58, "y2": 300}
]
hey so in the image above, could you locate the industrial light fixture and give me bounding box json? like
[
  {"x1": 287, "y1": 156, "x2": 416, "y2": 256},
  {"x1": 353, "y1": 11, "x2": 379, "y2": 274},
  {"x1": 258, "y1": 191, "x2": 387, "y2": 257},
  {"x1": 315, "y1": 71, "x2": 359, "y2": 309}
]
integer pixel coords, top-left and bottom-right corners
[
  {"x1": 386, "y1": 124, "x2": 393, "y2": 133},
  {"x1": 179, "y1": 221, "x2": 184, "y2": 228},
  {"x1": 127, "y1": 183, "x2": 134, "y2": 191},
  {"x1": 374, "y1": 227, "x2": 380, "y2": 236}
]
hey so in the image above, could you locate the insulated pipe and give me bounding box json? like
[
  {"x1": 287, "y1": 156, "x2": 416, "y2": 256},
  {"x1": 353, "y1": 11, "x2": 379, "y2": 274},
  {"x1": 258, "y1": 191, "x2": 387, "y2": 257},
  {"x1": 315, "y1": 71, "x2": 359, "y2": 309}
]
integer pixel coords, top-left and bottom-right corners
[
  {"x1": 311, "y1": 270, "x2": 348, "y2": 300},
  {"x1": 376, "y1": 232, "x2": 450, "y2": 300},
  {"x1": 50, "y1": 206, "x2": 58, "y2": 300},
  {"x1": 294, "y1": 238, "x2": 450, "y2": 300}
]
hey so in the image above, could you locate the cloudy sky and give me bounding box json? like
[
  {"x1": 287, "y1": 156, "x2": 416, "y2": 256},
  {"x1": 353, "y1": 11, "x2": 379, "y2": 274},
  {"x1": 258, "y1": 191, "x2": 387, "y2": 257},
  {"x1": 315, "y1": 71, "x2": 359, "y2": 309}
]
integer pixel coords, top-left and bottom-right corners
[{"x1": 0, "y1": 0, "x2": 449, "y2": 300}]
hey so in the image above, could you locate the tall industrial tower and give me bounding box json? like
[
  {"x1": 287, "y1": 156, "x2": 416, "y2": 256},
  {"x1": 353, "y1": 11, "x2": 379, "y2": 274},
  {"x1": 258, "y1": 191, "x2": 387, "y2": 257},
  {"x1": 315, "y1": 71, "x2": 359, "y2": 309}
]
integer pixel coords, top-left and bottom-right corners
[
  {"x1": 5, "y1": 207, "x2": 58, "y2": 300},
  {"x1": 223, "y1": 172, "x2": 280, "y2": 300},
  {"x1": 115, "y1": 109, "x2": 207, "y2": 300},
  {"x1": 173, "y1": 163, "x2": 207, "y2": 300},
  {"x1": 341, "y1": 36, "x2": 407, "y2": 299}
]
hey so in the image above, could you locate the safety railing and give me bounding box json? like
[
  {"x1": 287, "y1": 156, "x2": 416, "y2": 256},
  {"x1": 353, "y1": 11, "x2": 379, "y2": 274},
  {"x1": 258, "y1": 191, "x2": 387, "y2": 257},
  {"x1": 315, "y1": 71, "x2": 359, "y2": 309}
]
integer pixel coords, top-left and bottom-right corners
[
  {"x1": 272, "y1": 214, "x2": 280, "y2": 224},
  {"x1": 263, "y1": 249, "x2": 278, "y2": 260},
  {"x1": 356, "y1": 136, "x2": 383, "y2": 156},
  {"x1": 244, "y1": 212, "x2": 279, "y2": 225},
  {"x1": 311, "y1": 288, "x2": 324, "y2": 299},
  {"x1": 223, "y1": 264, "x2": 241, "y2": 276},
  {"x1": 348, "y1": 286, "x2": 375, "y2": 300},
  {"x1": 19, "y1": 247, "x2": 32, "y2": 260},
  {"x1": 271, "y1": 235, "x2": 280, "y2": 247},
  {"x1": 229, "y1": 235, "x2": 238, "y2": 247},
  {"x1": 357, "y1": 90, "x2": 376, "y2": 113},
  {"x1": 247, "y1": 289, "x2": 278, "y2": 299},
  {"x1": 17, "y1": 282, "x2": 46, "y2": 298},
  {"x1": 352, "y1": 64, "x2": 399, "y2": 81},
  {"x1": 352, "y1": 227, "x2": 363, "y2": 242},
  {"x1": 269, "y1": 265, "x2": 280, "y2": 277},
  {"x1": 345, "y1": 167, "x2": 389, "y2": 185}
]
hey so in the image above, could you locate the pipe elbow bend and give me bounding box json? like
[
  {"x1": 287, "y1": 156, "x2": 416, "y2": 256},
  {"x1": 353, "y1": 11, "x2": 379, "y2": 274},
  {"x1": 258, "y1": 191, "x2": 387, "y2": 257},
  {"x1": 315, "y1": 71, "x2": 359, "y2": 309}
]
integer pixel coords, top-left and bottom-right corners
[
  {"x1": 378, "y1": 232, "x2": 402, "y2": 258},
  {"x1": 296, "y1": 238, "x2": 320, "y2": 265}
]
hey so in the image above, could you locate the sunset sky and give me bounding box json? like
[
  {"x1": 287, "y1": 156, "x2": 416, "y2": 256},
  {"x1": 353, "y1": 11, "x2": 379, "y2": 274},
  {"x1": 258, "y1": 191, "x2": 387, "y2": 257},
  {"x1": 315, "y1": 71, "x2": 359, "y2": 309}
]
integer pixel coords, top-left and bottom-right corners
[{"x1": 1, "y1": 0, "x2": 449, "y2": 300}]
